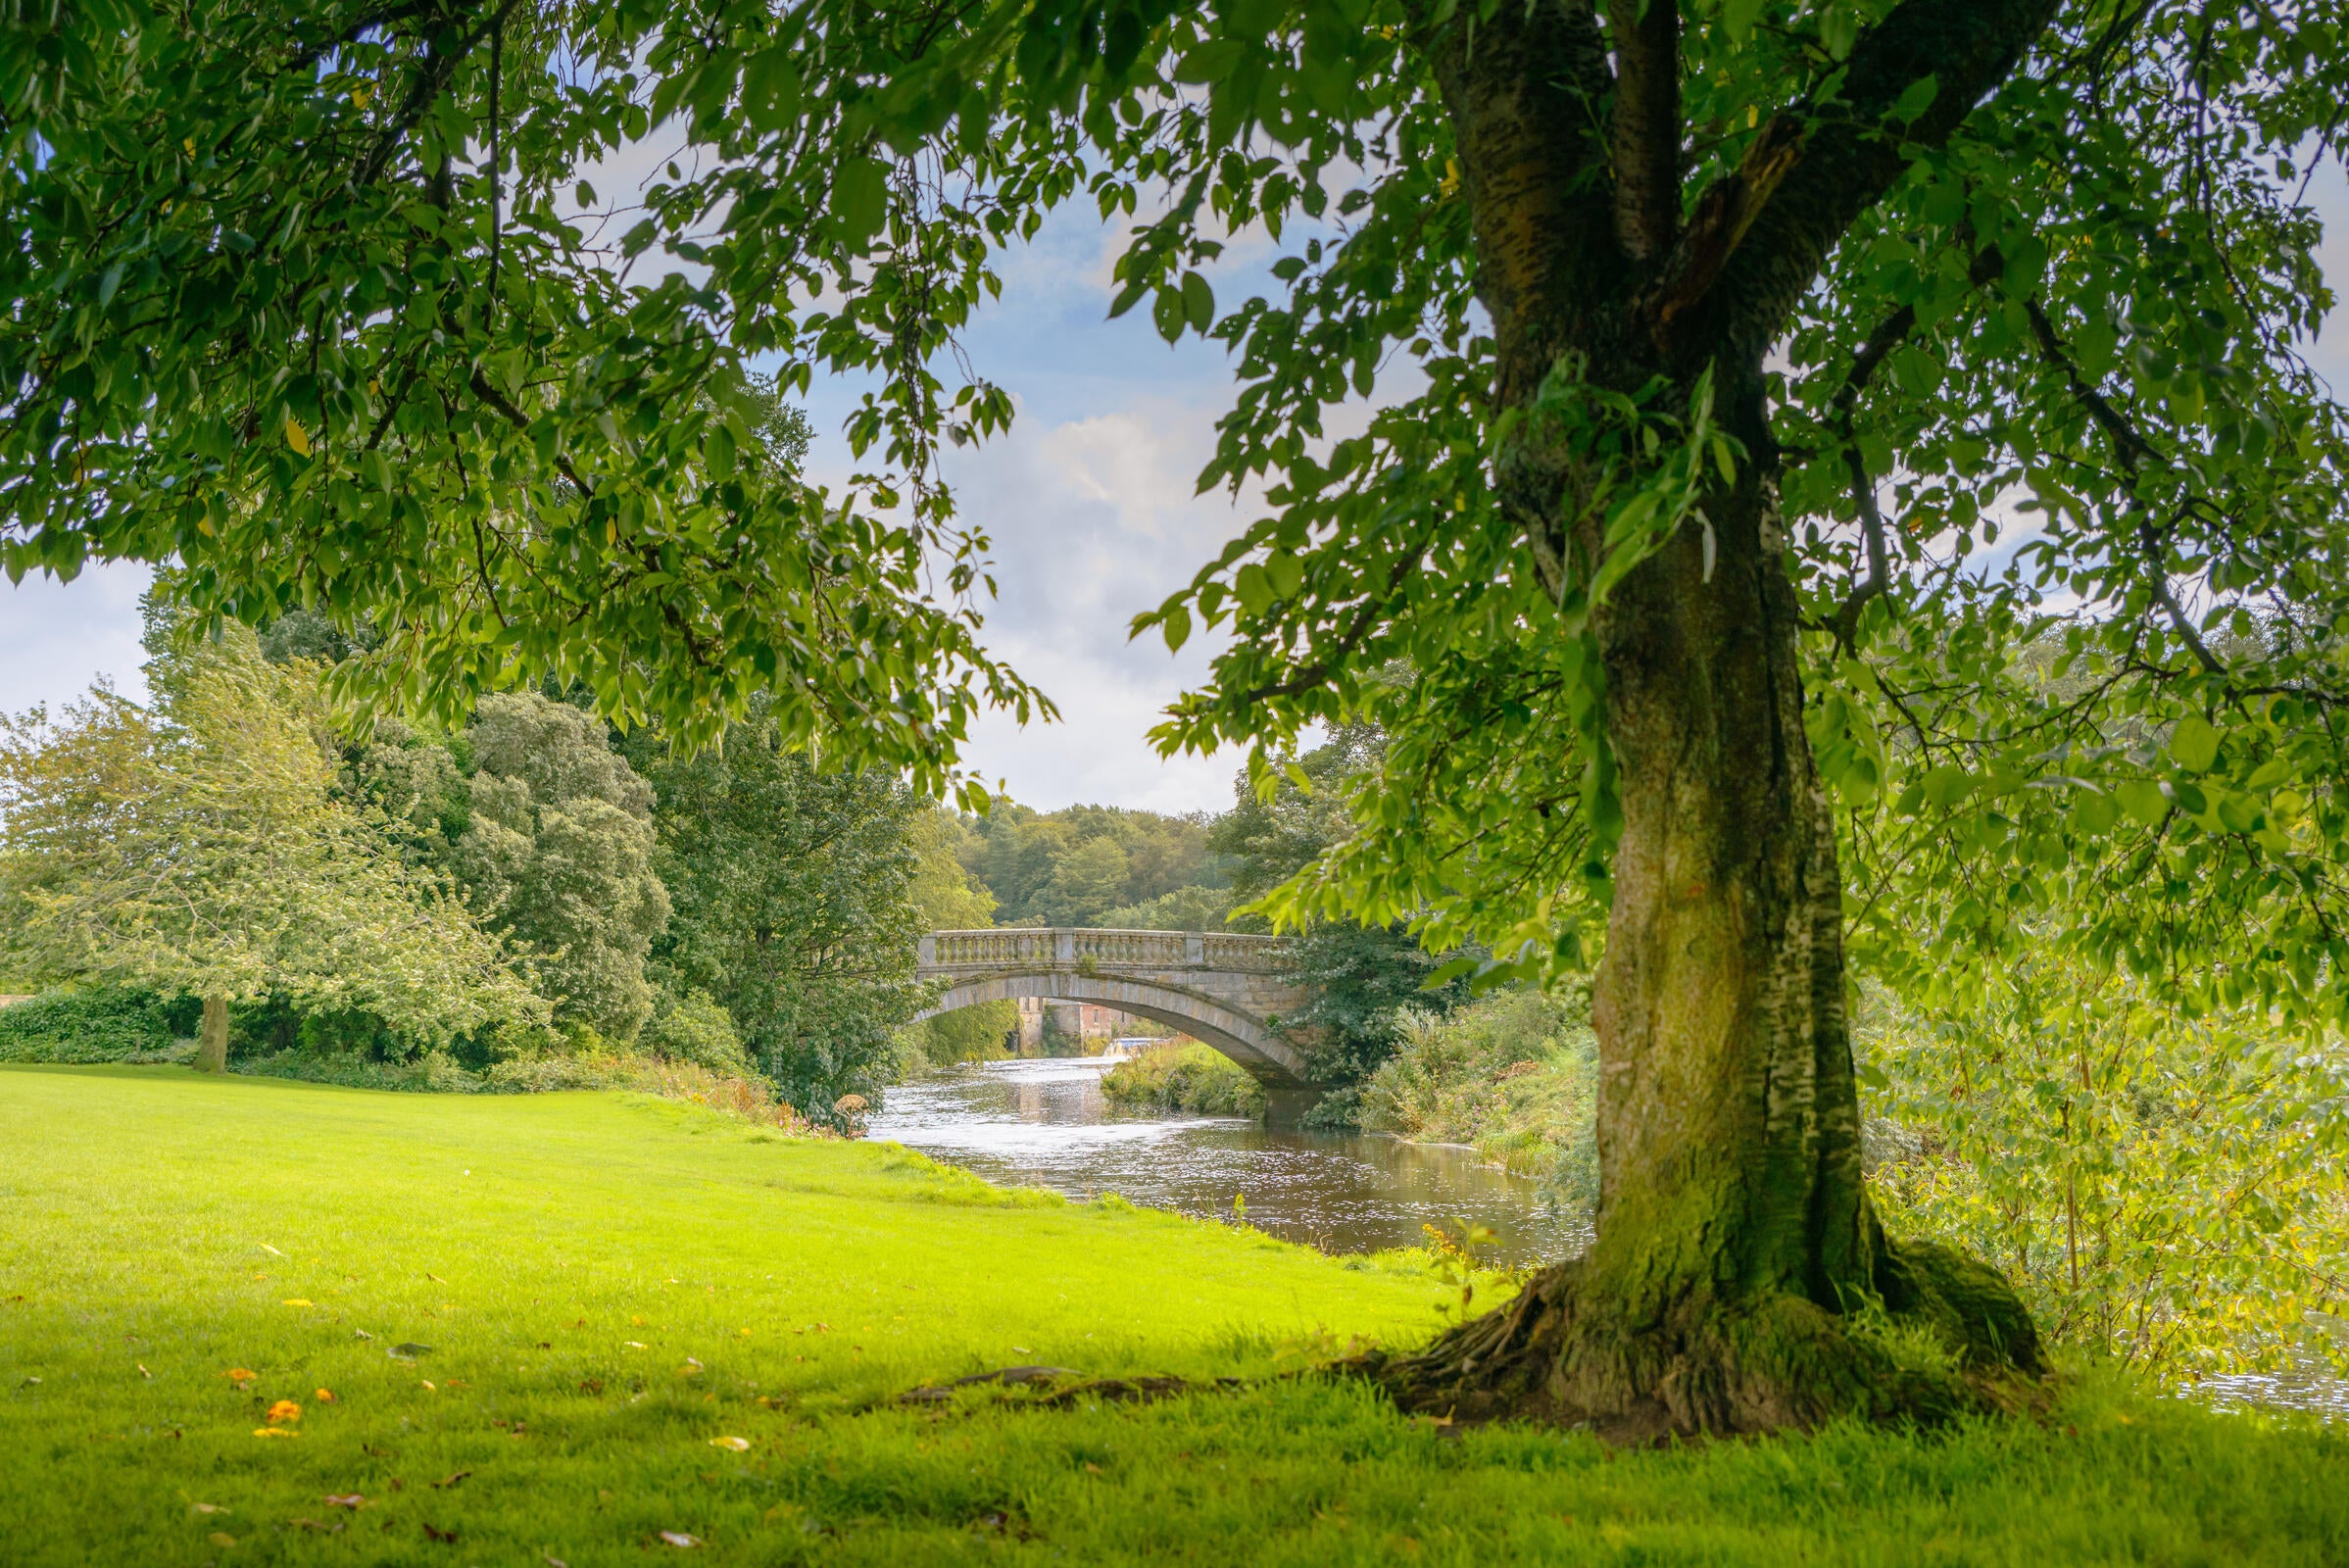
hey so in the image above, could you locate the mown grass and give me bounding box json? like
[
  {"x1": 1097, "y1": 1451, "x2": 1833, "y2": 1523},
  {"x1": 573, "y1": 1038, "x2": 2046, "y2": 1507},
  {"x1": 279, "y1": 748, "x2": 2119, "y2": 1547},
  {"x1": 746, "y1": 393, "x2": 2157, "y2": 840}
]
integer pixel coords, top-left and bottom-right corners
[{"x1": 2, "y1": 1064, "x2": 2343, "y2": 1566}]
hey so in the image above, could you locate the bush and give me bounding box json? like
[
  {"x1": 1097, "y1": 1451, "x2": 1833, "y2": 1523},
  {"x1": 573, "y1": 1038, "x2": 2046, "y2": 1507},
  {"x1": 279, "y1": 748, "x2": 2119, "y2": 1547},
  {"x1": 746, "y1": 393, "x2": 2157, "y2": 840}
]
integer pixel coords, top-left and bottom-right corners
[
  {"x1": 0, "y1": 987, "x2": 194, "y2": 1063},
  {"x1": 641, "y1": 989, "x2": 753, "y2": 1073},
  {"x1": 1100, "y1": 1041, "x2": 1267, "y2": 1117},
  {"x1": 1357, "y1": 989, "x2": 1600, "y2": 1202}
]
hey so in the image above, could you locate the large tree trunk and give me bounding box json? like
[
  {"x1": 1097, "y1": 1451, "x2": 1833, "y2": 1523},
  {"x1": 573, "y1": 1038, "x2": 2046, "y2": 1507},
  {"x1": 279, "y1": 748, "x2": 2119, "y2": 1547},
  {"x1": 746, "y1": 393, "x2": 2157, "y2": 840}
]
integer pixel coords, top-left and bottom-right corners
[
  {"x1": 194, "y1": 996, "x2": 229, "y2": 1073},
  {"x1": 1365, "y1": 363, "x2": 2043, "y2": 1441},
  {"x1": 1349, "y1": 0, "x2": 2060, "y2": 1439}
]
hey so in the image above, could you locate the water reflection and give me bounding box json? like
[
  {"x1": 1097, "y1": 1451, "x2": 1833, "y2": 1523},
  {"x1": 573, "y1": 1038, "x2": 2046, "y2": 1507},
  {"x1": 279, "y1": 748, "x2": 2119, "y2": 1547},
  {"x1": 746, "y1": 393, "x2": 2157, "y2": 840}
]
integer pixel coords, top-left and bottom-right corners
[{"x1": 866, "y1": 1057, "x2": 1590, "y2": 1266}]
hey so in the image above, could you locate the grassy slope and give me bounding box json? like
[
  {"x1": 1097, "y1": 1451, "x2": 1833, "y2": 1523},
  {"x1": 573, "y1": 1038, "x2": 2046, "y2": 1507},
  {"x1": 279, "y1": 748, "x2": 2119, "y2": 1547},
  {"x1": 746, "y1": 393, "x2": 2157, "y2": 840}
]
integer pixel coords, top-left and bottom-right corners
[{"x1": 0, "y1": 1067, "x2": 2341, "y2": 1567}]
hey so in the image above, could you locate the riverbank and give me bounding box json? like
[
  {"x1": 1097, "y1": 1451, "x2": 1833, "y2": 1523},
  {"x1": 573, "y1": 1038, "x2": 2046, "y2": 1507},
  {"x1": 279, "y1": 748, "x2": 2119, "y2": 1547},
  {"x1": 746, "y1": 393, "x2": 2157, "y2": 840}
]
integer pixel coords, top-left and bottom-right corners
[{"x1": 4, "y1": 1064, "x2": 2344, "y2": 1565}]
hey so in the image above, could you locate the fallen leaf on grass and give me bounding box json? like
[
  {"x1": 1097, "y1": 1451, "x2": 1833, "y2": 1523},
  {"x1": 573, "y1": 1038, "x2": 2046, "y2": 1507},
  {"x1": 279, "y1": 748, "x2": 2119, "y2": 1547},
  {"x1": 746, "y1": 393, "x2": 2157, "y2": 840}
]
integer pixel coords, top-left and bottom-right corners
[
  {"x1": 624, "y1": 1341, "x2": 647, "y2": 1350},
  {"x1": 660, "y1": 1531, "x2": 701, "y2": 1547},
  {"x1": 252, "y1": 1428, "x2": 299, "y2": 1439},
  {"x1": 354, "y1": 1329, "x2": 374, "y2": 1341},
  {"x1": 419, "y1": 1380, "x2": 436, "y2": 1391},
  {"x1": 708, "y1": 1437, "x2": 750, "y2": 1452},
  {"x1": 208, "y1": 1531, "x2": 237, "y2": 1547},
  {"x1": 323, "y1": 1494, "x2": 367, "y2": 1509},
  {"x1": 136, "y1": 1364, "x2": 152, "y2": 1380},
  {"x1": 266, "y1": 1399, "x2": 302, "y2": 1424},
  {"x1": 221, "y1": 1367, "x2": 257, "y2": 1387},
  {"x1": 290, "y1": 1517, "x2": 342, "y2": 1533},
  {"x1": 423, "y1": 1522, "x2": 459, "y2": 1544},
  {"x1": 282, "y1": 1298, "x2": 313, "y2": 1307},
  {"x1": 314, "y1": 1388, "x2": 335, "y2": 1402},
  {"x1": 430, "y1": 1470, "x2": 471, "y2": 1490},
  {"x1": 190, "y1": 1502, "x2": 228, "y2": 1516},
  {"x1": 544, "y1": 1556, "x2": 568, "y2": 1568}
]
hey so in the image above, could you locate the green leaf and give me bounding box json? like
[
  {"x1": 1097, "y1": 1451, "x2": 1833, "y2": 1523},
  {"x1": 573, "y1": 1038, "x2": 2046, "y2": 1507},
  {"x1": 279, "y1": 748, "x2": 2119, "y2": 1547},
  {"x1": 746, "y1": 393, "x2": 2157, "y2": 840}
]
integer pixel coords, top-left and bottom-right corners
[
  {"x1": 2072, "y1": 788, "x2": 2120, "y2": 835},
  {"x1": 1173, "y1": 40, "x2": 1245, "y2": 83},
  {"x1": 1265, "y1": 548, "x2": 1302, "y2": 600},
  {"x1": 1181, "y1": 271, "x2": 1215, "y2": 334},
  {"x1": 833, "y1": 156, "x2": 891, "y2": 250},
  {"x1": 2170, "y1": 713, "x2": 2221, "y2": 773},
  {"x1": 1234, "y1": 563, "x2": 1275, "y2": 615},
  {"x1": 1160, "y1": 604, "x2": 1192, "y2": 654},
  {"x1": 1920, "y1": 764, "x2": 1975, "y2": 808},
  {"x1": 2116, "y1": 780, "x2": 2169, "y2": 825}
]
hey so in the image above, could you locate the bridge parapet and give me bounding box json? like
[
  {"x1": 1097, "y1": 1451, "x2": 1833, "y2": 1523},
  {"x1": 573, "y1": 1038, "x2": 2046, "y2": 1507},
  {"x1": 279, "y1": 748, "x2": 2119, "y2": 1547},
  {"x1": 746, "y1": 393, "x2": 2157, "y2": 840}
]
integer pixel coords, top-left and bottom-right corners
[{"x1": 917, "y1": 927, "x2": 1291, "y2": 974}]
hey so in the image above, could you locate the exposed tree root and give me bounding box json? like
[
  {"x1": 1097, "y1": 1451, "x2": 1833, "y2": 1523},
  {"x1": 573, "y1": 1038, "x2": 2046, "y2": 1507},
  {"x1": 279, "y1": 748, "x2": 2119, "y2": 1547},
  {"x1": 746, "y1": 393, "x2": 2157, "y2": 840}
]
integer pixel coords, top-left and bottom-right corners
[
  {"x1": 1350, "y1": 1237, "x2": 2048, "y2": 1444},
  {"x1": 895, "y1": 1365, "x2": 1245, "y2": 1411}
]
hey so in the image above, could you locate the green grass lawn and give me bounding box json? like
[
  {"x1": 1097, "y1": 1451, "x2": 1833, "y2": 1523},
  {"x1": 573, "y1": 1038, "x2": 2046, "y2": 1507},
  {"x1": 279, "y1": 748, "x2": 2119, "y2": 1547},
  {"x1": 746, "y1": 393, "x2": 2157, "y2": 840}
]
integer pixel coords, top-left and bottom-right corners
[{"x1": 2, "y1": 1065, "x2": 2342, "y2": 1565}]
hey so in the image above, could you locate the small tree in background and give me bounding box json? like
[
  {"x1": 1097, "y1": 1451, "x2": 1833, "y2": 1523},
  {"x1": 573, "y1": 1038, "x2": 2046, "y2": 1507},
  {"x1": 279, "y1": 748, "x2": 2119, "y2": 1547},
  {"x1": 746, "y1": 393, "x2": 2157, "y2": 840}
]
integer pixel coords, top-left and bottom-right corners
[{"x1": 0, "y1": 629, "x2": 539, "y2": 1069}]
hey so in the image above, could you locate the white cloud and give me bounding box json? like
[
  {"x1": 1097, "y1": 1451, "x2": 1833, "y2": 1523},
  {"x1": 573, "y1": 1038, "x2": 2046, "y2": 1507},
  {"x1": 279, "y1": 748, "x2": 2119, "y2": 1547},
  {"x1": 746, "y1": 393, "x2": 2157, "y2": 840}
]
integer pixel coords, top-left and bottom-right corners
[{"x1": 0, "y1": 561, "x2": 153, "y2": 717}]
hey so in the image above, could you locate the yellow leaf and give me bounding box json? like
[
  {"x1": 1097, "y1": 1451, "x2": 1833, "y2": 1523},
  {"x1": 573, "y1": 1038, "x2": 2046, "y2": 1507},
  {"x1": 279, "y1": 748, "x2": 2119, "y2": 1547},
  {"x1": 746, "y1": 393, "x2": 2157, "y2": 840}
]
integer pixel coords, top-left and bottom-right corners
[
  {"x1": 267, "y1": 1399, "x2": 302, "y2": 1424},
  {"x1": 285, "y1": 417, "x2": 311, "y2": 456},
  {"x1": 252, "y1": 1428, "x2": 298, "y2": 1439},
  {"x1": 708, "y1": 1436, "x2": 750, "y2": 1451},
  {"x1": 209, "y1": 1531, "x2": 237, "y2": 1546},
  {"x1": 282, "y1": 1298, "x2": 312, "y2": 1307}
]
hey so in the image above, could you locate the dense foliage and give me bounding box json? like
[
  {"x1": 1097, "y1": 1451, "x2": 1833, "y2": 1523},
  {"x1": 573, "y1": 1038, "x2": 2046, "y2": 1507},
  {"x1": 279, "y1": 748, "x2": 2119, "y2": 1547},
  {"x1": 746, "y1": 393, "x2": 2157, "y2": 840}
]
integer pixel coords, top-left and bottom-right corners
[
  {"x1": 0, "y1": 986, "x2": 193, "y2": 1064},
  {"x1": 1860, "y1": 965, "x2": 2349, "y2": 1384},
  {"x1": 627, "y1": 706, "x2": 928, "y2": 1123},
  {"x1": 459, "y1": 692, "x2": 671, "y2": 1043},
  {"x1": 0, "y1": 626, "x2": 540, "y2": 1051},
  {"x1": 951, "y1": 804, "x2": 1229, "y2": 928},
  {"x1": 1099, "y1": 1040, "x2": 1266, "y2": 1118}
]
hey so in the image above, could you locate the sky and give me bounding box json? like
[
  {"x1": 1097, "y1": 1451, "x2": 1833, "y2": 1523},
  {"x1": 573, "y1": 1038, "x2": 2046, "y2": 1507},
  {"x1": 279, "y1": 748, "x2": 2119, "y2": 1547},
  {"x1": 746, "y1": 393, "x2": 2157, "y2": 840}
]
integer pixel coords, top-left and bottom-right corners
[{"x1": 9, "y1": 160, "x2": 2349, "y2": 814}]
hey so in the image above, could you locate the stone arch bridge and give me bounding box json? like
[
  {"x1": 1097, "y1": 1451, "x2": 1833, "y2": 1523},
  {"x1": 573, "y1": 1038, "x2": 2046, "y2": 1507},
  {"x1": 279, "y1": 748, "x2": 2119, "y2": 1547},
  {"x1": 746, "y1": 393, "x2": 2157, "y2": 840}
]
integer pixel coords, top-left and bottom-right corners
[{"x1": 912, "y1": 928, "x2": 1321, "y2": 1123}]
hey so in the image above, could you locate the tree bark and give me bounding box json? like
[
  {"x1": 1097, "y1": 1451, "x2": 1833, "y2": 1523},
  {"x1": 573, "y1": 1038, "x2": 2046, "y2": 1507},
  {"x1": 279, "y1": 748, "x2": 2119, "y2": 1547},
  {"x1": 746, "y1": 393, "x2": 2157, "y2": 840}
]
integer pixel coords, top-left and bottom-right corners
[{"x1": 195, "y1": 996, "x2": 229, "y2": 1073}]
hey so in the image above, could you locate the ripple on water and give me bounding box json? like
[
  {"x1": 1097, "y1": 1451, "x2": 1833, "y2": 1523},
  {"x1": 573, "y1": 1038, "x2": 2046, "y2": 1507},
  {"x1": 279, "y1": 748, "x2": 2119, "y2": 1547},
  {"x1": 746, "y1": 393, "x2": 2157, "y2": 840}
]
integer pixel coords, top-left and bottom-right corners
[{"x1": 865, "y1": 1057, "x2": 1590, "y2": 1266}]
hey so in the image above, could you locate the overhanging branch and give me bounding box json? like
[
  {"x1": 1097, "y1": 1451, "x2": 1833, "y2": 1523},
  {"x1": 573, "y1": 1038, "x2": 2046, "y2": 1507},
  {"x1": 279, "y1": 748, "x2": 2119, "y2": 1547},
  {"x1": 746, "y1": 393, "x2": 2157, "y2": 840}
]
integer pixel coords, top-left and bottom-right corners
[{"x1": 1647, "y1": 0, "x2": 2059, "y2": 361}]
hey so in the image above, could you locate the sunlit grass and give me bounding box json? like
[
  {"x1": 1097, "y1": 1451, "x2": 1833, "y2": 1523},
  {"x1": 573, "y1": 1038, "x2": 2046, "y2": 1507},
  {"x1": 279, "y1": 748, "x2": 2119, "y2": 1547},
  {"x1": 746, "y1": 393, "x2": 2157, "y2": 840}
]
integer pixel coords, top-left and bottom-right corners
[{"x1": 2, "y1": 1064, "x2": 2343, "y2": 1566}]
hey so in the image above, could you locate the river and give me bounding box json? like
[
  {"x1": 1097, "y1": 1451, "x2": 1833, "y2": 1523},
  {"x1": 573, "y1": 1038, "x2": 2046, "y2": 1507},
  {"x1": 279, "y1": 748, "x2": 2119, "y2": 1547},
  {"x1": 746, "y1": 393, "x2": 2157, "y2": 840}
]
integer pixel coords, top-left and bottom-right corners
[{"x1": 866, "y1": 1055, "x2": 1591, "y2": 1266}]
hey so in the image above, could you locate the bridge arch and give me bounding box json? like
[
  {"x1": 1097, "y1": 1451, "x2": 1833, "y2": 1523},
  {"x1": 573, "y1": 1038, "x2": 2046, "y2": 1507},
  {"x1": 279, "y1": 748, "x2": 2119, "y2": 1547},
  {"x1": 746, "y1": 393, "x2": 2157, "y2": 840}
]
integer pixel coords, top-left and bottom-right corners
[
  {"x1": 913, "y1": 972, "x2": 1309, "y2": 1086},
  {"x1": 911, "y1": 928, "x2": 1315, "y2": 1091}
]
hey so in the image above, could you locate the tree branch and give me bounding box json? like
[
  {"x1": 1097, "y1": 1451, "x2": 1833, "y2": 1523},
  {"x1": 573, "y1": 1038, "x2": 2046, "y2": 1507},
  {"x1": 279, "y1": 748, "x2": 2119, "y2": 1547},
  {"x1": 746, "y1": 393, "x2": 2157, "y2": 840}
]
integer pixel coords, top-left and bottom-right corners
[
  {"x1": 355, "y1": 0, "x2": 527, "y2": 190},
  {"x1": 1609, "y1": 0, "x2": 1682, "y2": 264},
  {"x1": 1648, "y1": 0, "x2": 2058, "y2": 361},
  {"x1": 1829, "y1": 244, "x2": 2004, "y2": 649},
  {"x1": 2022, "y1": 297, "x2": 2222, "y2": 677}
]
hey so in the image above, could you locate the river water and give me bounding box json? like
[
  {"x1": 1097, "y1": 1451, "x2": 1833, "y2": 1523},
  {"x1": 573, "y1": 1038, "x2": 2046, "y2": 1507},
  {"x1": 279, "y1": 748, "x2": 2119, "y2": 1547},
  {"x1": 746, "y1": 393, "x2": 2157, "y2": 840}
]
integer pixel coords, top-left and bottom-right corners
[
  {"x1": 869, "y1": 1056, "x2": 2347, "y2": 1418},
  {"x1": 866, "y1": 1055, "x2": 1591, "y2": 1266}
]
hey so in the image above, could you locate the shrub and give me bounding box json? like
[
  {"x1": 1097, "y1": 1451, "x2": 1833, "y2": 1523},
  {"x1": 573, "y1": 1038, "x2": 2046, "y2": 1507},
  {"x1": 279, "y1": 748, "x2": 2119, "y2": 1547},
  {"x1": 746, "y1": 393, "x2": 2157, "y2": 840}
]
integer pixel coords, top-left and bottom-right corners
[
  {"x1": 1101, "y1": 1041, "x2": 1267, "y2": 1117},
  {"x1": 0, "y1": 987, "x2": 194, "y2": 1063},
  {"x1": 1358, "y1": 989, "x2": 1599, "y2": 1202},
  {"x1": 642, "y1": 989, "x2": 754, "y2": 1073}
]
